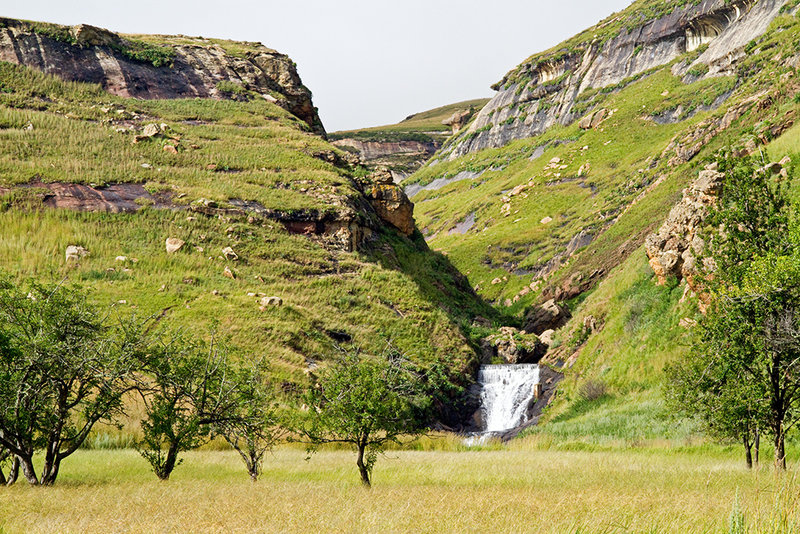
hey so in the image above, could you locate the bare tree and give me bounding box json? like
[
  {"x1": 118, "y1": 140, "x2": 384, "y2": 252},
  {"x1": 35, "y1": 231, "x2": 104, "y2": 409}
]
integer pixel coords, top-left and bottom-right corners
[{"x1": 213, "y1": 359, "x2": 287, "y2": 482}]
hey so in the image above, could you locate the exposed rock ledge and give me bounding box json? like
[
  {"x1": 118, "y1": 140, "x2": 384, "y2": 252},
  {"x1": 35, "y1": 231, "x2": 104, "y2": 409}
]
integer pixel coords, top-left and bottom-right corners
[
  {"x1": 443, "y1": 0, "x2": 786, "y2": 159},
  {"x1": 0, "y1": 179, "x2": 417, "y2": 251},
  {"x1": 0, "y1": 18, "x2": 324, "y2": 135}
]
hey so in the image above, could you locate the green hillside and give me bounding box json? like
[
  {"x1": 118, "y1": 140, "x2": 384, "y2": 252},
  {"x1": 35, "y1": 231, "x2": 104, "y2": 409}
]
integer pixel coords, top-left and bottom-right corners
[
  {"x1": 0, "y1": 61, "x2": 494, "y2": 395},
  {"x1": 409, "y1": 7, "x2": 800, "y2": 439}
]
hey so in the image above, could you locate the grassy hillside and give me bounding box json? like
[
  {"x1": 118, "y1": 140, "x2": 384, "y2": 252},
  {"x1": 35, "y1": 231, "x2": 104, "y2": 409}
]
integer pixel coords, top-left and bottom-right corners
[
  {"x1": 329, "y1": 98, "x2": 489, "y2": 144},
  {"x1": 408, "y1": 9, "x2": 800, "y2": 435},
  {"x1": 0, "y1": 61, "x2": 495, "y2": 393}
]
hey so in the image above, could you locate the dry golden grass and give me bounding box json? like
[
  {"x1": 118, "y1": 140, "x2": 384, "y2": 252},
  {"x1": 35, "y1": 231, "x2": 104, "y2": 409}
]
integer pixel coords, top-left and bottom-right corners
[{"x1": 2, "y1": 444, "x2": 799, "y2": 533}]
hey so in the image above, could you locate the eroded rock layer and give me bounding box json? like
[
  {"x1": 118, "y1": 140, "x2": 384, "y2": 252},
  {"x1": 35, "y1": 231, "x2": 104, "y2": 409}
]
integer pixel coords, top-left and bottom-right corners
[
  {"x1": 0, "y1": 19, "x2": 324, "y2": 134},
  {"x1": 442, "y1": 0, "x2": 786, "y2": 159}
]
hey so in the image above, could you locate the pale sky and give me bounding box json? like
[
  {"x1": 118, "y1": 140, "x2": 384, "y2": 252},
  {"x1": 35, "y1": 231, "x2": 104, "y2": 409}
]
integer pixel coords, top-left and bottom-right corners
[{"x1": 1, "y1": 0, "x2": 633, "y2": 132}]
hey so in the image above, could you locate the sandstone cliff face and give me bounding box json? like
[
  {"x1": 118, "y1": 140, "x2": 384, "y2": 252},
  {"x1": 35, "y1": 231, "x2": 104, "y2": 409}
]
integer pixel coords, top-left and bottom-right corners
[
  {"x1": 441, "y1": 0, "x2": 786, "y2": 159},
  {"x1": 645, "y1": 168, "x2": 723, "y2": 294},
  {"x1": 362, "y1": 170, "x2": 416, "y2": 236},
  {"x1": 0, "y1": 19, "x2": 324, "y2": 134},
  {"x1": 332, "y1": 139, "x2": 440, "y2": 162}
]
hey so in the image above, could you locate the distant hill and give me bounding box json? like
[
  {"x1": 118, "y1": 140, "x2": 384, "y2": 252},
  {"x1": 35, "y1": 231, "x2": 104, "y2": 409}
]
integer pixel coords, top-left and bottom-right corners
[{"x1": 329, "y1": 99, "x2": 489, "y2": 181}]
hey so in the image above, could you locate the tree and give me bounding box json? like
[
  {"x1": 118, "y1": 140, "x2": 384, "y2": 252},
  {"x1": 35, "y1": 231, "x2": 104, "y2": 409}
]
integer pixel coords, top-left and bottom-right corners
[
  {"x1": 212, "y1": 359, "x2": 287, "y2": 482},
  {"x1": 301, "y1": 346, "x2": 431, "y2": 487},
  {"x1": 668, "y1": 152, "x2": 799, "y2": 469},
  {"x1": 666, "y1": 314, "x2": 766, "y2": 468},
  {"x1": 0, "y1": 276, "x2": 137, "y2": 485},
  {"x1": 135, "y1": 331, "x2": 238, "y2": 480}
]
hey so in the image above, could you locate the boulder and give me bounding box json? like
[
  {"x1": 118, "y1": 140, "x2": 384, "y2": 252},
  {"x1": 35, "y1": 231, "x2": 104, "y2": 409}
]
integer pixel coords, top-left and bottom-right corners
[
  {"x1": 579, "y1": 109, "x2": 608, "y2": 130},
  {"x1": 260, "y1": 296, "x2": 283, "y2": 308},
  {"x1": 165, "y1": 237, "x2": 185, "y2": 253},
  {"x1": 141, "y1": 123, "x2": 161, "y2": 138},
  {"x1": 523, "y1": 299, "x2": 571, "y2": 335},
  {"x1": 442, "y1": 109, "x2": 472, "y2": 134},
  {"x1": 539, "y1": 329, "x2": 556, "y2": 346},
  {"x1": 366, "y1": 172, "x2": 415, "y2": 236},
  {"x1": 590, "y1": 108, "x2": 608, "y2": 128},
  {"x1": 65, "y1": 245, "x2": 89, "y2": 262},
  {"x1": 222, "y1": 247, "x2": 239, "y2": 261},
  {"x1": 485, "y1": 326, "x2": 547, "y2": 364}
]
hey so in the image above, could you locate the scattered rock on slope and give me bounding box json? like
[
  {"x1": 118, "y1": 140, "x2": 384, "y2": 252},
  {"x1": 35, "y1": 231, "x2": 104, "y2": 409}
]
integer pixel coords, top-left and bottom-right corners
[
  {"x1": 165, "y1": 237, "x2": 185, "y2": 254},
  {"x1": 523, "y1": 299, "x2": 571, "y2": 335},
  {"x1": 65, "y1": 245, "x2": 89, "y2": 262}
]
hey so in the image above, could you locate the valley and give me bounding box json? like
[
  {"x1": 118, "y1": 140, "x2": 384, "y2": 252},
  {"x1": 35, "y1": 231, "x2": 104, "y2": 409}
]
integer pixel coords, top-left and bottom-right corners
[{"x1": 2, "y1": 0, "x2": 800, "y2": 531}]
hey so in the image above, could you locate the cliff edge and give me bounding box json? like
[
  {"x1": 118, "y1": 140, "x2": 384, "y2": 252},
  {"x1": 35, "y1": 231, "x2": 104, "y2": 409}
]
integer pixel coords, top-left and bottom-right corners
[{"x1": 0, "y1": 18, "x2": 325, "y2": 135}]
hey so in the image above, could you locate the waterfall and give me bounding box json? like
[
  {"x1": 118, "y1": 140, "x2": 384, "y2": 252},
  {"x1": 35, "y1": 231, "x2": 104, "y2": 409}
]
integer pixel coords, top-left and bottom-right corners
[{"x1": 478, "y1": 364, "x2": 540, "y2": 432}]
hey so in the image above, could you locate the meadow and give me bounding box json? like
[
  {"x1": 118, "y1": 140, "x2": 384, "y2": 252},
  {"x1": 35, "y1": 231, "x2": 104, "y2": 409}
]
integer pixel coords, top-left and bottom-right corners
[{"x1": 2, "y1": 440, "x2": 800, "y2": 533}]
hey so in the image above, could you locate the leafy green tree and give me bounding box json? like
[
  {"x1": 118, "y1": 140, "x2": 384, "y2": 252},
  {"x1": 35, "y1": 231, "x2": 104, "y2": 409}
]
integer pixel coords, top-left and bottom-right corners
[
  {"x1": 301, "y1": 346, "x2": 431, "y2": 487},
  {"x1": 212, "y1": 359, "x2": 287, "y2": 482},
  {"x1": 668, "y1": 152, "x2": 799, "y2": 469},
  {"x1": 135, "y1": 331, "x2": 238, "y2": 480},
  {"x1": 666, "y1": 317, "x2": 766, "y2": 467},
  {"x1": 0, "y1": 276, "x2": 138, "y2": 485}
]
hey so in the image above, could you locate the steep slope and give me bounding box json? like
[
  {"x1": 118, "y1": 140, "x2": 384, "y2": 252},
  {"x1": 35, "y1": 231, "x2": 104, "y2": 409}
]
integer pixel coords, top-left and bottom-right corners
[
  {"x1": 439, "y1": 0, "x2": 786, "y2": 160},
  {"x1": 0, "y1": 18, "x2": 324, "y2": 135},
  {"x1": 0, "y1": 35, "x2": 496, "y2": 417},
  {"x1": 330, "y1": 99, "x2": 487, "y2": 181},
  {"x1": 407, "y1": 0, "x2": 800, "y2": 436}
]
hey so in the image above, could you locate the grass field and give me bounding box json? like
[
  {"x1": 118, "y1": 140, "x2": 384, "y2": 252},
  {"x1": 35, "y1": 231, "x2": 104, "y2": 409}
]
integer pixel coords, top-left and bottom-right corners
[{"x1": 2, "y1": 444, "x2": 800, "y2": 533}]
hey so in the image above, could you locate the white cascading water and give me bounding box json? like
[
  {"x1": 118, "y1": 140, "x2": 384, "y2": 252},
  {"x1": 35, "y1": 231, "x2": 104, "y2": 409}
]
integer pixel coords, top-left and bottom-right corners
[{"x1": 478, "y1": 364, "x2": 540, "y2": 432}]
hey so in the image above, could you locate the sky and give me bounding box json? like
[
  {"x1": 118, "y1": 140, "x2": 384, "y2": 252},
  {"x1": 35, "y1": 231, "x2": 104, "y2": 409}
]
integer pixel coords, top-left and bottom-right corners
[{"x1": 2, "y1": 0, "x2": 633, "y2": 132}]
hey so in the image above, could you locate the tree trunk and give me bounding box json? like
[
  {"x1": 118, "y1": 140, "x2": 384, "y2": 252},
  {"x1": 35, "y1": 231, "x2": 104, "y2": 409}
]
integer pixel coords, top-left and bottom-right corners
[
  {"x1": 19, "y1": 455, "x2": 39, "y2": 485},
  {"x1": 157, "y1": 444, "x2": 180, "y2": 480},
  {"x1": 775, "y1": 431, "x2": 786, "y2": 470},
  {"x1": 6, "y1": 456, "x2": 19, "y2": 486},
  {"x1": 754, "y1": 431, "x2": 760, "y2": 466},
  {"x1": 744, "y1": 436, "x2": 753, "y2": 469},
  {"x1": 356, "y1": 444, "x2": 370, "y2": 488},
  {"x1": 248, "y1": 452, "x2": 259, "y2": 483},
  {"x1": 40, "y1": 456, "x2": 61, "y2": 486}
]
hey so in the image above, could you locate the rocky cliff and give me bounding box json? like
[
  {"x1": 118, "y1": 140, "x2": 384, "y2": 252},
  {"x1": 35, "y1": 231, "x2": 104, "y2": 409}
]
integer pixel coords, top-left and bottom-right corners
[
  {"x1": 440, "y1": 0, "x2": 787, "y2": 160},
  {"x1": 0, "y1": 18, "x2": 324, "y2": 134}
]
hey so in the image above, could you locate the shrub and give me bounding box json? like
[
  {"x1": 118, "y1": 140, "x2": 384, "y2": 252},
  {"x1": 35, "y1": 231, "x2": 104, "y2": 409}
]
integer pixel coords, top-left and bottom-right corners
[{"x1": 578, "y1": 380, "x2": 607, "y2": 402}]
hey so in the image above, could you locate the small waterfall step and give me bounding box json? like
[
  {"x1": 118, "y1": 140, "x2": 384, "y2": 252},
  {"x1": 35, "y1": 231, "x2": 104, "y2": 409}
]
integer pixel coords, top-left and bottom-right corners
[{"x1": 478, "y1": 363, "x2": 540, "y2": 433}]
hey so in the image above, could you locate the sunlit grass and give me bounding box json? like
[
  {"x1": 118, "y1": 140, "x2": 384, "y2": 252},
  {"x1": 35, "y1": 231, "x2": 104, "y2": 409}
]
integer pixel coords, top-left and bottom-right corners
[{"x1": 2, "y1": 446, "x2": 800, "y2": 533}]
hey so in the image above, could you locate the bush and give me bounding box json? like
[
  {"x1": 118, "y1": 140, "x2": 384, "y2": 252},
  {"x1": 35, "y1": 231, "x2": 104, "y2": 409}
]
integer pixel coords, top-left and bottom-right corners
[{"x1": 578, "y1": 380, "x2": 607, "y2": 402}]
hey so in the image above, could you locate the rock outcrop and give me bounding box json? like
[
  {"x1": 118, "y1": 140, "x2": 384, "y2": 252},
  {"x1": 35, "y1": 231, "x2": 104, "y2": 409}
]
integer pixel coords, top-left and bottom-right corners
[
  {"x1": 363, "y1": 170, "x2": 416, "y2": 236},
  {"x1": 442, "y1": 109, "x2": 471, "y2": 134},
  {"x1": 481, "y1": 327, "x2": 547, "y2": 364},
  {"x1": 441, "y1": 0, "x2": 786, "y2": 159},
  {"x1": 523, "y1": 299, "x2": 571, "y2": 335},
  {"x1": 0, "y1": 19, "x2": 324, "y2": 134},
  {"x1": 331, "y1": 138, "x2": 441, "y2": 182},
  {"x1": 646, "y1": 158, "x2": 792, "y2": 297},
  {"x1": 645, "y1": 168, "x2": 723, "y2": 291}
]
